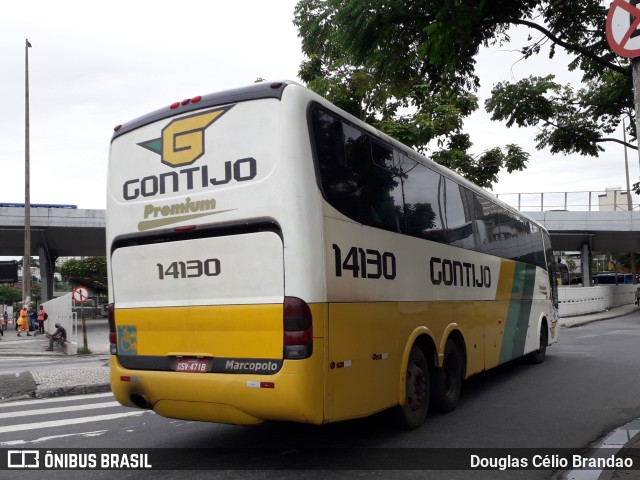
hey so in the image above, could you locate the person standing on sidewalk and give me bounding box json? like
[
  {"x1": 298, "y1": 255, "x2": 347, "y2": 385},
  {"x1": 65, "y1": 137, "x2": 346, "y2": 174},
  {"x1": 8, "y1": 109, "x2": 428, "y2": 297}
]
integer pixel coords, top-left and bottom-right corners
[
  {"x1": 36, "y1": 305, "x2": 47, "y2": 335},
  {"x1": 28, "y1": 307, "x2": 37, "y2": 334},
  {"x1": 17, "y1": 305, "x2": 31, "y2": 337}
]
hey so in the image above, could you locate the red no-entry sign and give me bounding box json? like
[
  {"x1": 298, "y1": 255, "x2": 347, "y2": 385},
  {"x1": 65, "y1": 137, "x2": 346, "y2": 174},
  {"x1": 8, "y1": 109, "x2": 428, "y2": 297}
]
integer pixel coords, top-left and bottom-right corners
[
  {"x1": 607, "y1": 0, "x2": 640, "y2": 58},
  {"x1": 72, "y1": 286, "x2": 89, "y2": 303}
]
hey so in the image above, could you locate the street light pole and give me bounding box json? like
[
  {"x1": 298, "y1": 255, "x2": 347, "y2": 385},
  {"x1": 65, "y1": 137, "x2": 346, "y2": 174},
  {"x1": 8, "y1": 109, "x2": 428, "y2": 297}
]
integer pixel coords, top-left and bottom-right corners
[
  {"x1": 23, "y1": 39, "x2": 32, "y2": 305},
  {"x1": 623, "y1": 119, "x2": 637, "y2": 283}
]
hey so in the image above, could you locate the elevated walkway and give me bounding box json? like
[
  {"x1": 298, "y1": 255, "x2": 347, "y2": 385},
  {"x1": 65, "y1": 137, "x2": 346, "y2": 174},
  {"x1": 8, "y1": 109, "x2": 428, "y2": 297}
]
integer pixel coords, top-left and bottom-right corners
[
  {"x1": 526, "y1": 210, "x2": 640, "y2": 253},
  {"x1": 0, "y1": 206, "x2": 106, "y2": 301},
  {"x1": 0, "y1": 205, "x2": 105, "y2": 257}
]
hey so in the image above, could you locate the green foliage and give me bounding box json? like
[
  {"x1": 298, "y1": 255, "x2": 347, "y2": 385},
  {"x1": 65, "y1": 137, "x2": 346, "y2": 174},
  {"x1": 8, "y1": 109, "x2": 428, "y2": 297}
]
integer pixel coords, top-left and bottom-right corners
[
  {"x1": 0, "y1": 284, "x2": 22, "y2": 304},
  {"x1": 59, "y1": 257, "x2": 107, "y2": 282},
  {"x1": 294, "y1": 0, "x2": 634, "y2": 188}
]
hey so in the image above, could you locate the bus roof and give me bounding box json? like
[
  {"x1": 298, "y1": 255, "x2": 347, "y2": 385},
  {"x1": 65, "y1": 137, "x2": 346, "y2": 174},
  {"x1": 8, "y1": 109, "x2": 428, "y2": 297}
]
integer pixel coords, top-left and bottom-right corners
[{"x1": 111, "y1": 81, "x2": 292, "y2": 141}]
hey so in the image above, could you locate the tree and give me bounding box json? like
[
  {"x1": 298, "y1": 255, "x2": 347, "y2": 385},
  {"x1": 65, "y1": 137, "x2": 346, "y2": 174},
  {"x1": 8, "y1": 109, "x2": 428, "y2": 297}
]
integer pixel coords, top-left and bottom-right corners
[
  {"x1": 293, "y1": 0, "x2": 633, "y2": 187},
  {"x1": 60, "y1": 257, "x2": 107, "y2": 284},
  {"x1": 0, "y1": 284, "x2": 22, "y2": 304},
  {"x1": 294, "y1": 0, "x2": 530, "y2": 188}
]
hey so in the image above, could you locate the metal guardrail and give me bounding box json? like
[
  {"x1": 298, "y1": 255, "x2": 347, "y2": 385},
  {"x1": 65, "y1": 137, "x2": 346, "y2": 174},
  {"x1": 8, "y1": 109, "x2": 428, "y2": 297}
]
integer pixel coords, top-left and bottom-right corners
[{"x1": 494, "y1": 190, "x2": 640, "y2": 212}]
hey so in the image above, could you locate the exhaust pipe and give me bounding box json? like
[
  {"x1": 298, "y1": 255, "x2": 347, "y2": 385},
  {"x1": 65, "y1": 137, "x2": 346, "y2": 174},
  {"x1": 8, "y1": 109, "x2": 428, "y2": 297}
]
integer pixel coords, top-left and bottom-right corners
[{"x1": 129, "y1": 393, "x2": 152, "y2": 409}]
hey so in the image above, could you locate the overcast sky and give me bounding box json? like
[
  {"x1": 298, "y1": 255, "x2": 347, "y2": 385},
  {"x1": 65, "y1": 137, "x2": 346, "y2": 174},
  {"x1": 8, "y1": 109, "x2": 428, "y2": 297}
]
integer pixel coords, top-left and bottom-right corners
[{"x1": 1, "y1": 0, "x2": 636, "y2": 212}]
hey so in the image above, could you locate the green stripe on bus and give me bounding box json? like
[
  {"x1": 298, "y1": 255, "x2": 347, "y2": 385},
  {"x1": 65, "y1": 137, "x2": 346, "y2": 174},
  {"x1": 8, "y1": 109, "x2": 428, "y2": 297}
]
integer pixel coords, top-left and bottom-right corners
[{"x1": 499, "y1": 263, "x2": 537, "y2": 363}]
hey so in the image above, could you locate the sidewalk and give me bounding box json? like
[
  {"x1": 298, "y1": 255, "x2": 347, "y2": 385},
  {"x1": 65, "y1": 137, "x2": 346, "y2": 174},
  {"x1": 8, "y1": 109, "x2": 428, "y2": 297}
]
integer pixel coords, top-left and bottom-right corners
[
  {"x1": 0, "y1": 326, "x2": 110, "y2": 401},
  {"x1": 558, "y1": 303, "x2": 640, "y2": 328}
]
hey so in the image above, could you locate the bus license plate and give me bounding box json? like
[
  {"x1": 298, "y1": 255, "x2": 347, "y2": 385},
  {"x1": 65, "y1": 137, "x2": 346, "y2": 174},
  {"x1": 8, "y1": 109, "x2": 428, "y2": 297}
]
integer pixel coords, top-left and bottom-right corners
[{"x1": 175, "y1": 358, "x2": 210, "y2": 373}]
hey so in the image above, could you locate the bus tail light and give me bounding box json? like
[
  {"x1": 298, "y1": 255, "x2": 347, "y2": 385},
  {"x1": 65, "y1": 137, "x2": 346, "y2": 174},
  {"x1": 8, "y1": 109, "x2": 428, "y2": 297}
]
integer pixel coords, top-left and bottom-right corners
[
  {"x1": 108, "y1": 303, "x2": 117, "y2": 355},
  {"x1": 283, "y1": 296, "x2": 313, "y2": 360}
]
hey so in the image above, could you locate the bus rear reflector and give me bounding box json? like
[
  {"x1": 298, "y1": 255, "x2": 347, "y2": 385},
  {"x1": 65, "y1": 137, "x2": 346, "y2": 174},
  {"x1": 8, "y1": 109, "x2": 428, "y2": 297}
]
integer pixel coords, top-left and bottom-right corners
[
  {"x1": 283, "y1": 296, "x2": 312, "y2": 360},
  {"x1": 108, "y1": 303, "x2": 117, "y2": 355}
]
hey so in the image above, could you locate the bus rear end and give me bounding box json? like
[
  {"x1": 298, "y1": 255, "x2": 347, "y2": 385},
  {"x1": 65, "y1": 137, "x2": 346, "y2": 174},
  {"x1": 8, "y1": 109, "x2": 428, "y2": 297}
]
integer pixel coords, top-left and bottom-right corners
[{"x1": 107, "y1": 83, "x2": 325, "y2": 425}]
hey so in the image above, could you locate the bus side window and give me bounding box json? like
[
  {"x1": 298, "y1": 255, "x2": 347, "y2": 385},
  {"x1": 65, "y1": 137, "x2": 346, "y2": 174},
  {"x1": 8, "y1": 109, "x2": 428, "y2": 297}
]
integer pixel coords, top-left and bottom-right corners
[
  {"x1": 444, "y1": 179, "x2": 475, "y2": 249},
  {"x1": 369, "y1": 141, "x2": 403, "y2": 233},
  {"x1": 312, "y1": 110, "x2": 370, "y2": 225},
  {"x1": 474, "y1": 196, "x2": 498, "y2": 254},
  {"x1": 515, "y1": 217, "x2": 534, "y2": 265},
  {"x1": 400, "y1": 161, "x2": 446, "y2": 243},
  {"x1": 530, "y1": 224, "x2": 546, "y2": 269}
]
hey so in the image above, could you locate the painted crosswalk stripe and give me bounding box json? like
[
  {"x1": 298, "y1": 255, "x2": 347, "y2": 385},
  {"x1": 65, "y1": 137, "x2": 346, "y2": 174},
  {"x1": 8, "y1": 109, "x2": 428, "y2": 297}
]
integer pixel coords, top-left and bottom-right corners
[
  {"x1": 0, "y1": 392, "x2": 113, "y2": 408},
  {"x1": 0, "y1": 411, "x2": 148, "y2": 434},
  {"x1": 0, "y1": 401, "x2": 121, "y2": 420}
]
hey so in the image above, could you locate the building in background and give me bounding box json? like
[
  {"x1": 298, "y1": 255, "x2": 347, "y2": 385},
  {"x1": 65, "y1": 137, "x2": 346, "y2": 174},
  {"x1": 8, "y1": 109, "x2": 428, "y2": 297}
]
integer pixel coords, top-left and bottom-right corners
[{"x1": 598, "y1": 187, "x2": 631, "y2": 211}]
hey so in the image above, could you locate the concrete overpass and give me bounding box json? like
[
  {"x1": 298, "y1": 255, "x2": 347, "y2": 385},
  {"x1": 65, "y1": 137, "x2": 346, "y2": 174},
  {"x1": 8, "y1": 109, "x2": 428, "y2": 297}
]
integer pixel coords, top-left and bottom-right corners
[
  {"x1": 526, "y1": 210, "x2": 640, "y2": 253},
  {"x1": 524, "y1": 210, "x2": 640, "y2": 288},
  {"x1": 0, "y1": 206, "x2": 105, "y2": 301}
]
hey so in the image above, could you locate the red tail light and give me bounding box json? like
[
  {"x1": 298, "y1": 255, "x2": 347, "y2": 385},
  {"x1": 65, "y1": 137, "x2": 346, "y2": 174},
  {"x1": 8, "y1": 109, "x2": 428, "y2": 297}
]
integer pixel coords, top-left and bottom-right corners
[
  {"x1": 283, "y1": 296, "x2": 313, "y2": 360},
  {"x1": 108, "y1": 303, "x2": 117, "y2": 355}
]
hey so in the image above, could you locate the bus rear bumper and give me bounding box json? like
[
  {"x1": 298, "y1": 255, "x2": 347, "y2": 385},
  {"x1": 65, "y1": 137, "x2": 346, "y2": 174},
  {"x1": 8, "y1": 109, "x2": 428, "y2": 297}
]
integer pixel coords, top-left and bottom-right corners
[
  {"x1": 155, "y1": 399, "x2": 265, "y2": 425},
  {"x1": 110, "y1": 352, "x2": 324, "y2": 426}
]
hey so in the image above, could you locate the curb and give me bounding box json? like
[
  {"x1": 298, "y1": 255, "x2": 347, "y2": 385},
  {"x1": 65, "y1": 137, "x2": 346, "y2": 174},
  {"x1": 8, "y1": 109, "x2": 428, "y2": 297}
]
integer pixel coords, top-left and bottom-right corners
[
  {"x1": 0, "y1": 371, "x2": 112, "y2": 402},
  {"x1": 35, "y1": 383, "x2": 112, "y2": 399}
]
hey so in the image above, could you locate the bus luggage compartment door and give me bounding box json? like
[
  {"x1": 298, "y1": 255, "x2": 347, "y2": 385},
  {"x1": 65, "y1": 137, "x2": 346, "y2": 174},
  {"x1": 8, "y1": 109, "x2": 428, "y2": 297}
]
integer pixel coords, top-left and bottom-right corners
[{"x1": 110, "y1": 231, "x2": 285, "y2": 360}]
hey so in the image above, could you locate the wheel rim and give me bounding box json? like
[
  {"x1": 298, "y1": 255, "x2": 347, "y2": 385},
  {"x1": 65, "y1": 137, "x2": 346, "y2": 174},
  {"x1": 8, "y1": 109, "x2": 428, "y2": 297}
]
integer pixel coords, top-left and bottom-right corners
[{"x1": 407, "y1": 361, "x2": 427, "y2": 412}]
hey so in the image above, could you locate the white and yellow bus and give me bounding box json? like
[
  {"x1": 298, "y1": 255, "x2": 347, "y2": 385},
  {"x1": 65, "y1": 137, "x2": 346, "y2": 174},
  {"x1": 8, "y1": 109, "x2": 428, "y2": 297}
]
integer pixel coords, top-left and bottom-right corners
[{"x1": 107, "y1": 81, "x2": 559, "y2": 429}]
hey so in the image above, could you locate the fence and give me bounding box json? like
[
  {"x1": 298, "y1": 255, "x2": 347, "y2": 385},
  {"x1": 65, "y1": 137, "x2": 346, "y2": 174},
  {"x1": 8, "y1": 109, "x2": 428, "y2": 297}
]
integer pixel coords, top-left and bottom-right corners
[
  {"x1": 494, "y1": 190, "x2": 640, "y2": 212},
  {"x1": 558, "y1": 284, "x2": 637, "y2": 317}
]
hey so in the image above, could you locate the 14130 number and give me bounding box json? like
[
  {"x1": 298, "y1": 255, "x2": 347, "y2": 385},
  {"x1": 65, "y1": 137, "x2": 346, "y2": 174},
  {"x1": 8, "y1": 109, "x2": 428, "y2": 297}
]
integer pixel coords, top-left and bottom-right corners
[
  {"x1": 332, "y1": 244, "x2": 396, "y2": 279},
  {"x1": 157, "y1": 259, "x2": 221, "y2": 280}
]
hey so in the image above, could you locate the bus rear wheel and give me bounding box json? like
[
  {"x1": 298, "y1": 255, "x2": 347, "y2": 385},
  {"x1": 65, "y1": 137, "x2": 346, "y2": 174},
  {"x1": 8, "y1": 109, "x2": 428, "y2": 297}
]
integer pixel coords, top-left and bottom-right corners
[
  {"x1": 527, "y1": 324, "x2": 548, "y2": 364},
  {"x1": 431, "y1": 339, "x2": 463, "y2": 413},
  {"x1": 396, "y1": 345, "x2": 430, "y2": 429}
]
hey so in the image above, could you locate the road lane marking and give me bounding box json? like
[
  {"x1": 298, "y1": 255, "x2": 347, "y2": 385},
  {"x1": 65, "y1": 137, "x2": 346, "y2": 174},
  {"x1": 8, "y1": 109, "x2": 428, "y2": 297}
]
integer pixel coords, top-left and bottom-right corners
[
  {"x1": 0, "y1": 411, "x2": 149, "y2": 434},
  {"x1": 0, "y1": 430, "x2": 108, "y2": 446},
  {"x1": 0, "y1": 392, "x2": 113, "y2": 408},
  {"x1": 0, "y1": 401, "x2": 121, "y2": 420}
]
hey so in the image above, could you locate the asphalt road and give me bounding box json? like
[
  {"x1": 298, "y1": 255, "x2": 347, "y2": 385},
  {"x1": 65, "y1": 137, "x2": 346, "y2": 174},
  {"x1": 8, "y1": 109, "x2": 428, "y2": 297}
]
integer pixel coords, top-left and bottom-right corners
[{"x1": 2, "y1": 312, "x2": 640, "y2": 480}]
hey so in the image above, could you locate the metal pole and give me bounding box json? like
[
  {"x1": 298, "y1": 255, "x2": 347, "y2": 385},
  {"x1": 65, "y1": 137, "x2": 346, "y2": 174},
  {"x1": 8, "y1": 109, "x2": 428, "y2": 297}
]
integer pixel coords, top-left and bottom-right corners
[
  {"x1": 623, "y1": 118, "x2": 637, "y2": 282},
  {"x1": 23, "y1": 39, "x2": 32, "y2": 305},
  {"x1": 632, "y1": 59, "x2": 640, "y2": 282}
]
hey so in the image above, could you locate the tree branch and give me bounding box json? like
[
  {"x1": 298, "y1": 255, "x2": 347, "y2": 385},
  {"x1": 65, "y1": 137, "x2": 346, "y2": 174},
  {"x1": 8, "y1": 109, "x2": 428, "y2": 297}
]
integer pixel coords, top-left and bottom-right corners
[
  {"x1": 510, "y1": 19, "x2": 629, "y2": 76},
  {"x1": 598, "y1": 136, "x2": 638, "y2": 150}
]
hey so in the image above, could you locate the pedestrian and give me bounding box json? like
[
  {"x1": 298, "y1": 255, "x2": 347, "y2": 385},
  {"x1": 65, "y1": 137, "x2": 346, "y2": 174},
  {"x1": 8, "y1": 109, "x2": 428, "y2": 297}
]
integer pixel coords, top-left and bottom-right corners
[
  {"x1": 45, "y1": 323, "x2": 67, "y2": 351},
  {"x1": 13, "y1": 310, "x2": 19, "y2": 331},
  {"x1": 17, "y1": 305, "x2": 31, "y2": 337},
  {"x1": 0, "y1": 312, "x2": 4, "y2": 337},
  {"x1": 29, "y1": 307, "x2": 37, "y2": 334},
  {"x1": 36, "y1": 305, "x2": 48, "y2": 335},
  {"x1": 2, "y1": 311, "x2": 7, "y2": 331}
]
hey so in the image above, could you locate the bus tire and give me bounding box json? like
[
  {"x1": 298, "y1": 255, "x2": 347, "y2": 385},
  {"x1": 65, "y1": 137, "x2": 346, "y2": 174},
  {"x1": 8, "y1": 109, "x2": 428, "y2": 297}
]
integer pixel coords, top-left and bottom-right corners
[
  {"x1": 396, "y1": 345, "x2": 430, "y2": 429},
  {"x1": 431, "y1": 339, "x2": 463, "y2": 413},
  {"x1": 527, "y1": 324, "x2": 548, "y2": 364}
]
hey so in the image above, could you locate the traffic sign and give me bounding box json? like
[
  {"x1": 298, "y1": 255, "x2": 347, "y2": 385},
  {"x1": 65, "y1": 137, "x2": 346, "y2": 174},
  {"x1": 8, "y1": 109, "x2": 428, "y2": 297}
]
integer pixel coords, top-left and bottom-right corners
[
  {"x1": 72, "y1": 286, "x2": 89, "y2": 303},
  {"x1": 607, "y1": 0, "x2": 640, "y2": 58}
]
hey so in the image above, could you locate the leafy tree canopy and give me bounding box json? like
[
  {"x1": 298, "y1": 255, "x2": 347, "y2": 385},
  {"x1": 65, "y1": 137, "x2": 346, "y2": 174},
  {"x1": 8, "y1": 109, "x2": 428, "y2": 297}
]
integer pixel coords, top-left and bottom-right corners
[
  {"x1": 60, "y1": 257, "x2": 107, "y2": 283},
  {"x1": 0, "y1": 284, "x2": 22, "y2": 304},
  {"x1": 294, "y1": 0, "x2": 633, "y2": 188}
]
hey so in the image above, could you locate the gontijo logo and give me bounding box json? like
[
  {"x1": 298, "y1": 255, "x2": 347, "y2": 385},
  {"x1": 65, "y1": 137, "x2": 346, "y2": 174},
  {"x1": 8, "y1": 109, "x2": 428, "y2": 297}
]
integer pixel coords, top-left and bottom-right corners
[
  {"x1": 137, "y1": 106, "x2": 233, "y2": 167},
  {"x1": 122, "y1": 104, "x2": 258, "y2": 201}
]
